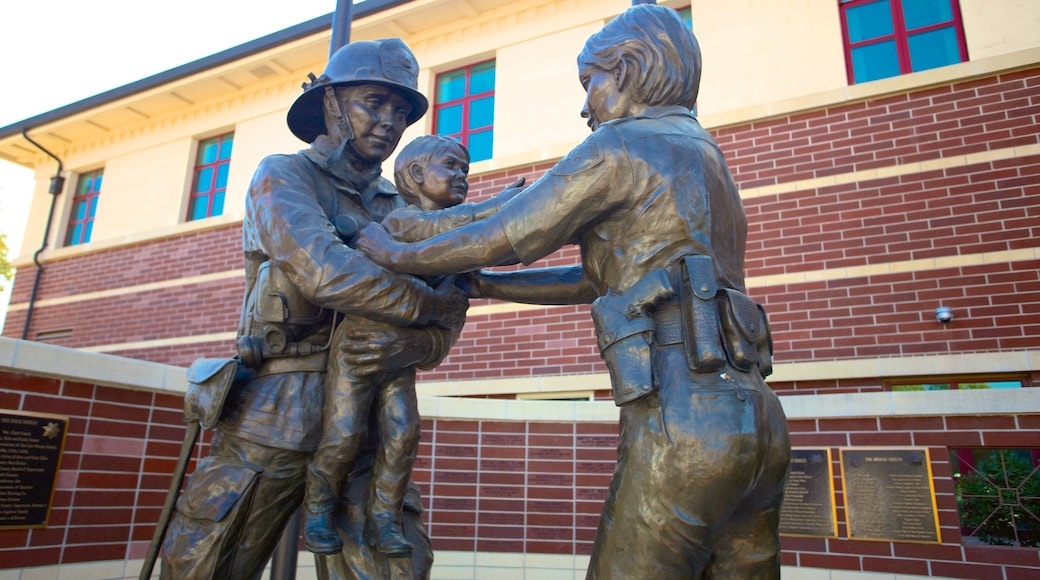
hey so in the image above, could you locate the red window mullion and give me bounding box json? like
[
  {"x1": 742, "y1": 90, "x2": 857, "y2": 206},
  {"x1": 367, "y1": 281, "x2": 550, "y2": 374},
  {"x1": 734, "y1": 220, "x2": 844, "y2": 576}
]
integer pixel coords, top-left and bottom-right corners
[
  {"x1": 460, "y1": 64, "x2": 473, "y2": 146},
  {"x1": 839, "y1": 3, "x2": 855, "y2": 85},
  {"x1": 888, "y1": 0, "x2": 913, "y2": 74}
]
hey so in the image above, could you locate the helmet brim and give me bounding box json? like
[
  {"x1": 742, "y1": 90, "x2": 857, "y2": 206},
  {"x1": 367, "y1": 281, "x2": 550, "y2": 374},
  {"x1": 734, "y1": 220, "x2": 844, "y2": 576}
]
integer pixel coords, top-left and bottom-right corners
[{"x1": 286, "y1": 80, "x2": 429, "y2": 144}]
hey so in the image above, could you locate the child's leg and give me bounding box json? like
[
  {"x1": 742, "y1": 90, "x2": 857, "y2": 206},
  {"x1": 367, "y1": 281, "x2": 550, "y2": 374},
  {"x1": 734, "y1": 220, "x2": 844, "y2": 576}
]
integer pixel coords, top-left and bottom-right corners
[
  {"x1": 366, "y1": 367, "x2": 420, "y2": 556},
  {"x1": 303, "y1": 352, "x2": 377, "y2": 554}
]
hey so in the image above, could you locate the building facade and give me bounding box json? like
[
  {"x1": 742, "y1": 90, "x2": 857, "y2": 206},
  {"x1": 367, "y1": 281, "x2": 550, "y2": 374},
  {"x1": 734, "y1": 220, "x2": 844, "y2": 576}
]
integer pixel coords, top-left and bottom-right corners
[{"x1": 1, "y1": 0, "x2": 1039, "y2": 577}]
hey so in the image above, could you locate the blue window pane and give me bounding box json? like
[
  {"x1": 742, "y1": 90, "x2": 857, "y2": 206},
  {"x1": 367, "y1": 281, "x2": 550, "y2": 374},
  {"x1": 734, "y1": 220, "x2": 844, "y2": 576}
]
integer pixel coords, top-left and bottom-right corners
[
  {"x1": 93, "y1": 172, "x2": 103, "y2": 192},
  {"x1": 88, "y1": 196, "x2": 98, "y2": 218},
  {"x1": 847, "y1": 0, "x2": 893, "y2": 43},
  {"x1": 469, "y1": 96, "x2": 494, "y2": 130},
  {"x1": 437, "y1": 70, "x2": 467, "y2": 103},
  {"x1": 200, "y1": 140, "x2": 219, "y2": 164},
  {"x1": 851, "y1": 40, "x2": 900, "y2": 83},
  {"x1": 83, "y1": 221, "x2": 93, "y2": 243},
  {"x1": 195, "y1": 167, "x2": 214, "y2": 193},
  {"x1": 212, "y1": 191, "x2": 225, "y2": 217},
  {"x1": 73, "y1": 200, "x2": 87, "y2": 221},
  {"x1": 219, "y1": 136, "x2": 234, "y2": 160},
  {"x1": 67, "y1": 224, "x2": 82, "y2": 246},
  {"x1": 679, "y1": 7, "x2": 692, "y2": 29},
  {"x1": 216, "y1": 163, "x2": 230, "y2": 189},
  {"x1": 469, "y1": 62, "x2": 496, "y2": 95},
  {"x1": 191, "y1": 196, "x2": 210, "y2": 220},
  {"x1": 909, "y1": 27, "x2": 961, "y2": 72},
  {"x1": 902, "y1": 0, "x2": 953, "y2": 30},
  {"x1": 467, "y1": 130, "x2": 493, "y2": 163},
  {"x1": 436, "y1": 105, "x2": 463, "y2": 135}
]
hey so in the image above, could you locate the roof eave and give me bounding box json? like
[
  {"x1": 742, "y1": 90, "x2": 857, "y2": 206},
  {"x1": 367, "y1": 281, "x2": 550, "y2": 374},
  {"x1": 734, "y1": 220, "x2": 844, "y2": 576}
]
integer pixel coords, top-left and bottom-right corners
[{"x1": 0, "y1": 0, "x2": 415, "y2": 141}]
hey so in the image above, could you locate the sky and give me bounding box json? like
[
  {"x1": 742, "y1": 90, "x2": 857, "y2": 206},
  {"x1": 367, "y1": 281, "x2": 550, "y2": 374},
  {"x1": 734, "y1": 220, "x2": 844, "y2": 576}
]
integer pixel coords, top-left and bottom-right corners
[{"x1": 0, "y1": 0, "x2": 347, "y2": 327}]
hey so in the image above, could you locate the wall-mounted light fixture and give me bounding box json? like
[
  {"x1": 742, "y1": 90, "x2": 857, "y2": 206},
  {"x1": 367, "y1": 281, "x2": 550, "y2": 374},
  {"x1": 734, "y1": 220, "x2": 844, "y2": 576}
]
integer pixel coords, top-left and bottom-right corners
[{"x1": 935, "y1": 306, "x2": 954, "y2": 324}]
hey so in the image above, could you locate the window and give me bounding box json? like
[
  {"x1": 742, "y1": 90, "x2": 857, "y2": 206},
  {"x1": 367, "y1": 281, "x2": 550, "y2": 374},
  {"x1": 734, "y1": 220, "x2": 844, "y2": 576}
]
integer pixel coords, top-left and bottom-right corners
[
  {"x1": 678, "y1": 6, "x2": 692, "y2": 28},
  {"x1": 188, "y1": 132, "x2": 234, "y2": 221},
  {"x1": 65, "y1": 168, "x2": 102, "y2": 246},
  {"x1": 951, "y1": 448, "x2": 1040, "y2": 547},
  {"x1": 433, "y1": 61, "x2": 495, "y2": 163},
  {"x1": 839, "y1": 0, "x2": 968, "y2": 84},
  {"x1": 886, "y1": 376, "x2": 1027, "y2": 392}
]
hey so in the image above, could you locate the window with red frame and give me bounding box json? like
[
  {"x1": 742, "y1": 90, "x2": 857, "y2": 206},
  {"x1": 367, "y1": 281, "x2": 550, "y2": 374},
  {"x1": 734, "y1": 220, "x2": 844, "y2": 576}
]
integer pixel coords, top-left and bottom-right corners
[
  {"x1": 433, "y1": 61, "x2": 495, "y2": 163},
  {"x1": 65, "y1": 168, "x2": 102, "y2": 246},
  {"x1": 839, "y1": 0, "x2": 968, "y2": 84},
  {"x1": 188, "y1": 132, "x2": 234, "y2": 221}
]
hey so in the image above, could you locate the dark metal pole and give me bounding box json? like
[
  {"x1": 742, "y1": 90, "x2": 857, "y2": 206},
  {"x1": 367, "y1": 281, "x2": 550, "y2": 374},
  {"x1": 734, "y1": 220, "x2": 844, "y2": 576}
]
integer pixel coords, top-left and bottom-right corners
[
  {"x1": 330, "y1": 0, "x2": 355, "y2": 57},
  {"x1": 270, "y1": 508, "x2": 303, "y2": 580},
  {"x1": 271, "y1": 4, "x2": 355, "y2": 575}
]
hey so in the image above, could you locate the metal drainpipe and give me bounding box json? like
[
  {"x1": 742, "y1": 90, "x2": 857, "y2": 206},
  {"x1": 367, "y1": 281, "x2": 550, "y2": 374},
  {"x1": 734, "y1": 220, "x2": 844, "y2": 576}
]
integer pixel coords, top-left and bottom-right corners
[{"x1": 19, "y1": 129, "x2": 65, "y2": 340}]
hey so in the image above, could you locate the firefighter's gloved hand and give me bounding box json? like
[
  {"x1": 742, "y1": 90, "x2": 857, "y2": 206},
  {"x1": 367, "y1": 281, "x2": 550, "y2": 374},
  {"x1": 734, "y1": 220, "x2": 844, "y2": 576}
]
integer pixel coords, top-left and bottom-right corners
[
  {"x1": 338, "y1": 326, "x2": 433, "y2": 376},
  {"x1": 425, "y1": 275, "x2": 468, "y2": 329}
]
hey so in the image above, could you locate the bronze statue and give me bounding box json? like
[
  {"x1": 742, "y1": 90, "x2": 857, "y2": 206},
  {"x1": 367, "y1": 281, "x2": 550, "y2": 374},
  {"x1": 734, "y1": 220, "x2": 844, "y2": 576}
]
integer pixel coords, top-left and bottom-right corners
[
  {"x1": 160, "y1": 39, "x2": 469, "y2": 579},
  {"x1": 355, "y1": 5, "x2": 791, "y2": 578},
  {"x1": 303, "y1": 134, "x2": 521, "y2": 558}
]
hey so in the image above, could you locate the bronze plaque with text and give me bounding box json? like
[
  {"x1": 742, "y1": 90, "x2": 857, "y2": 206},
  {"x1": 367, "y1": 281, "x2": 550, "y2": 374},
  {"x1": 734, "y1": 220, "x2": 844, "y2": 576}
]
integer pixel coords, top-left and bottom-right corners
[
  {"x1": 840, "y1": 447, "x2": 941, "y2": 543},
  {"x1": 0, "y1": 410, "x2": 69, "y2": 529},
  {"x1": 779, "y1": 448, "x2": 838, "y2": 537}
]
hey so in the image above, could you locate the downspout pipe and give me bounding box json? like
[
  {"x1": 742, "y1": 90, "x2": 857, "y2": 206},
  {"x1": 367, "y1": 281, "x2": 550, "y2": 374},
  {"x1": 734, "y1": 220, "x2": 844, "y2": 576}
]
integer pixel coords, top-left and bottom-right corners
[{"x1": 19, "y1": 129, "x2": 65, "y2": 340}]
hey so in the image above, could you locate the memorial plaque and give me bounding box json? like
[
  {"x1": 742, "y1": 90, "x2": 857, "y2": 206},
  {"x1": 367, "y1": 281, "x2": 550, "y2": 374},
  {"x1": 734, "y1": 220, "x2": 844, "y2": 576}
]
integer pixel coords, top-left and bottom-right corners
[
  {"x1": 0, "y1": 410, "x2": 69, "y2": 529},
  {"x1": 779, "y1": 448, "x2": 838, "y2": 537},
  {"x1": 840, "y1": 447, "x2": 941, "y2": 543}
]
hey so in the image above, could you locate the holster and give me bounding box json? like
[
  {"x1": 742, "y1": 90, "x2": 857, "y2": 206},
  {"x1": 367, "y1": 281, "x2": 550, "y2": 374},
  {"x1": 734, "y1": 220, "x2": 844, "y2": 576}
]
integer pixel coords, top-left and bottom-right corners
[
  {"x1": 591, "y1": 269, "x2": 675, "y2": 406},
  {"x1": 679, "y1": 255, "x2": 727, "y2": 373},
  {"x1": 183, "y1": 357, "x2": 247, "y2": 430},
  {"x1": 717, "y1": 289, "x2": 774, "y2": 377}
]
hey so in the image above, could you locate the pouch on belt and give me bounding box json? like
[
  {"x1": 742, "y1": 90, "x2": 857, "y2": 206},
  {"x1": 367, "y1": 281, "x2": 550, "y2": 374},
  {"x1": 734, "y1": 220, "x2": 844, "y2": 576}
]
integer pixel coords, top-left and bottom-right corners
[
  {"x1": 680, "y1": 255, "x2": 727, "y2": 372},
  {"x1": 183, "y1": 357, "x2": 248, "y2": 429},
  {"x1": 717, "y1": 288, "x2": 774, "y2": 377}
]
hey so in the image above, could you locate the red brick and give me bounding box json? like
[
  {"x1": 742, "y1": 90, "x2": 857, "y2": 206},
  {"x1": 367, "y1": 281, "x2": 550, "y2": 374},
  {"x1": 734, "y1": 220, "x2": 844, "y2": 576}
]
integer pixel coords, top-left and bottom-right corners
[
  {"x1": 0, "y1": 371, "x2": 60, "y2": 394},
  {"x1": 862, "y1": 556, "x2": 930, "y2": 575},
  {"x1": 929, "y1": 560, "x2": 1006, "y2": 580}
]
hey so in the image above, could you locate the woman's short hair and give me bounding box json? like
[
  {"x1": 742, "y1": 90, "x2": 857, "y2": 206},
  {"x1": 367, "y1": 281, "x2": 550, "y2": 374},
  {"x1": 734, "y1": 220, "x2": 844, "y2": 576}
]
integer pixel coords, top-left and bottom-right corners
[
  {"x1": 577, "y1": 4, "x2": 701, "y2": 110},
  {"x1": 393, "y1": 135, "x2": 469, "y2": 206}
]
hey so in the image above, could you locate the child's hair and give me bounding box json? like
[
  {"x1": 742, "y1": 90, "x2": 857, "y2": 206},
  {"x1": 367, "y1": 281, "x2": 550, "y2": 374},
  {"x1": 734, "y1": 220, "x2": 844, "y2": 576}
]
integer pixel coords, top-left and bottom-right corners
[
  {"x1": 577, "y1": 4, "x2": 701, "y2": 110},
  {"x1": 393, "y1": 135, "x2": 470, "y2": 206}
]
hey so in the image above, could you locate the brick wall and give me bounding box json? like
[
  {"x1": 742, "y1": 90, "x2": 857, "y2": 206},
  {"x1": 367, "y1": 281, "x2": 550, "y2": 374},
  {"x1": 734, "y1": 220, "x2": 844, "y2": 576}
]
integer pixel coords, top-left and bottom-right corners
[
  {"x1": 3, "y1": 355, "x2": 1039, "y2": 578},
  {"x1": 713, "y1": 69, "x2": 1040, "y2": 189},
  {"x1": 782, "y1": 413, "x2": 1040, "y2": 579},
  {"x1": 4, "y1": 68, "x2": 1038, "y2": 376},
  {"x1": 0, "y1": 369, "x2": 193, "y2": 568}
]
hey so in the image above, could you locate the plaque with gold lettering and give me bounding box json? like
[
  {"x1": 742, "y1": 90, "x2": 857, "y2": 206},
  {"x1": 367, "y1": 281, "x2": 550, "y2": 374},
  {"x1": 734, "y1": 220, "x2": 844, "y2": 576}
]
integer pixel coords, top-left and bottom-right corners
[
  {"x1": 780, "y1": 448, "x2": 838, "y2": 537},
  {"x1": 0, "y1": 410, "x2": 69, "y2": 529},
  {"x1": 840, "y1": 447, "x2": 941, "y2": 543}
]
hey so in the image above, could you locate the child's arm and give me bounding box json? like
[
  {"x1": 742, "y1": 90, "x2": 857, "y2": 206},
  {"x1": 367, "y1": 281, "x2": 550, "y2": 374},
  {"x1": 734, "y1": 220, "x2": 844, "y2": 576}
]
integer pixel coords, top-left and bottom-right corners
[{"x1": 385, "y1": 178, "x2": 526, "y2": 242}]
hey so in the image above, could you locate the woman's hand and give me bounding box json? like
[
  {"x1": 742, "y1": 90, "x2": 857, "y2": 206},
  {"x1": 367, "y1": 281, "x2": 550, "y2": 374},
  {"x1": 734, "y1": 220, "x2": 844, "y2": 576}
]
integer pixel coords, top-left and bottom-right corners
[{"x1": 355, "y1": 222, "x2": 402, "y2": 270}]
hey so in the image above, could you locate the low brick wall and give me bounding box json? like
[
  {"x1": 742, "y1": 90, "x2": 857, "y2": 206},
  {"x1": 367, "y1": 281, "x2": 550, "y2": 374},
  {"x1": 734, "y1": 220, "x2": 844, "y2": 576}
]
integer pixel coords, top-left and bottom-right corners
[{"x1": 2, "y1": 338, "x2": 1039, "y2": 579}]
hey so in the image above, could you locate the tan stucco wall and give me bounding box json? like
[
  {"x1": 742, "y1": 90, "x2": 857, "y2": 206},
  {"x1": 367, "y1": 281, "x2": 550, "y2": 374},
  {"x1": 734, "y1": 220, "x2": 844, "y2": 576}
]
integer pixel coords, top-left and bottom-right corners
[
  {"x1": 694, "y1": 0, "x2": 849, "y2": 116},
  {"x1": 961, "y1": 0, "x2": 1040, "y2": 60},
  {"x1": 11, "y1": 0, "x2": 1040, "y2": 263}
]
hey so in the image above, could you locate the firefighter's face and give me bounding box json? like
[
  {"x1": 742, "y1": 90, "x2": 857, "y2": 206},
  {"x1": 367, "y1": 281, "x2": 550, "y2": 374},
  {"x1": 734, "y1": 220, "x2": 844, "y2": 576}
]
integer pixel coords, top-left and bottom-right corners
[{"x1": 337, "y1": 84, "x2": 413, "y2": 163}]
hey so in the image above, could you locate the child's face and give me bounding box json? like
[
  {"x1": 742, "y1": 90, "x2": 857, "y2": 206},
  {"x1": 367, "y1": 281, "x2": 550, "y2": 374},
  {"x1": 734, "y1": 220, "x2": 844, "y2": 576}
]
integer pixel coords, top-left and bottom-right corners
[{"x1": 416, "y1": 147, "x2": 469, "y2": 210}]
